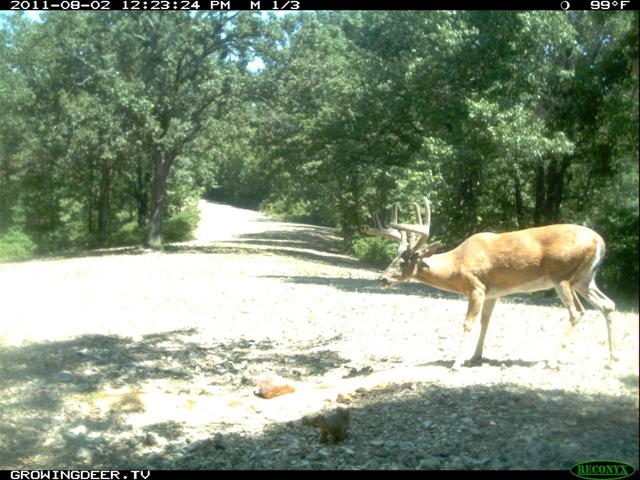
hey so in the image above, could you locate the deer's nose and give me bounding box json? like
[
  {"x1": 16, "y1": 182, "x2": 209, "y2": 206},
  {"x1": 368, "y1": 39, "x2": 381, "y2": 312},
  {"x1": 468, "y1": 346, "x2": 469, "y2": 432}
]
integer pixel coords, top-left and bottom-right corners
[{"x1": 379, "y1": 277, "x2": 391, "y2": 288}]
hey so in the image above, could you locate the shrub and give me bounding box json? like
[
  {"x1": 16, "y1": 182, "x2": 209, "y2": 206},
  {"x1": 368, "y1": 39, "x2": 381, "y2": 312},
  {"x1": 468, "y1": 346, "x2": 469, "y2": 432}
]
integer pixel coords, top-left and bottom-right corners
[
  {"x1": 351, "y1": 236, "x2": 397, "y2": 268},
  {"x1": 163, "y1": 202, "x2": 201, "y2": 243},
  {"x1": 108, "y1": 221, "x2": 147, "y2": 247},
  {"x1": 0, "y1": 228, "x2": 37, "y2": 262}
]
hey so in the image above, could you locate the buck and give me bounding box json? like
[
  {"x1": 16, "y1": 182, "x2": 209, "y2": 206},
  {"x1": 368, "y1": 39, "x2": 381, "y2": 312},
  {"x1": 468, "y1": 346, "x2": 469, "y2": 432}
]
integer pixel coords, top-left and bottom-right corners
[{"x1": 365, "y1": 196, "x2": 617, "y2": 369}]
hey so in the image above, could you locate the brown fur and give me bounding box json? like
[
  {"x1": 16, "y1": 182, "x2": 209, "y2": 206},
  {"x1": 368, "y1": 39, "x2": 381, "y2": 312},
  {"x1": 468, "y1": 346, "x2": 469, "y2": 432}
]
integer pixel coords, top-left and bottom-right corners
[
  {"x1": 375, "y1": 222, "x2": 616, "y2": 369},
  {"x1": 305, "y1": 407, "x2": 351, "y2": 443}
]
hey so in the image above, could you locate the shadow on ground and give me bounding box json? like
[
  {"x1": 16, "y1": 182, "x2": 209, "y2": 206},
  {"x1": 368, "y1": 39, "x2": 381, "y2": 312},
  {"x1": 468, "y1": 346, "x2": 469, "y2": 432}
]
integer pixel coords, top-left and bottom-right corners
[
  {"x1": 261, "y1": 275, "x2": 460, "y2": 300},
  {"x1": 19, "y1": 221, "x2": 631, "y2": 311},
  {"x1": 30, "y1": 230, "x2": 580, "y2": 310},
  {"x1": 0, "y1": 329, "x2": 351, "y2": 469},
  {"x1": 2, "y1": 346, "x2": 637, "y2": 470},
  {"x1": 236, "y1": 226, "x2": 344, "y2": 255},
  {"x1": 162, "y1": 238, "x2": 368, "y2": 271}
]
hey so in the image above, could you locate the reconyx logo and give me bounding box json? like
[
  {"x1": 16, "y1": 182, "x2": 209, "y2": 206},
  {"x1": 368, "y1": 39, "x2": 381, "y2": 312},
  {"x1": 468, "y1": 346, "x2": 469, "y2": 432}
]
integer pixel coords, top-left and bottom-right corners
[{"x1": 570, "y1": 460, "x2": 636, "y2": 480}]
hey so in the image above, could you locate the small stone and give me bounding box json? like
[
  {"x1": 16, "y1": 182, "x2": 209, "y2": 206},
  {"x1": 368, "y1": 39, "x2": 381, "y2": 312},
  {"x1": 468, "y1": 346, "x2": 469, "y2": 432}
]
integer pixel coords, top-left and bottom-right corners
[
  {"x1": 57, "y1": 372, "x2": 75, "y2": 382},
  {"x1": 213, "y1": 433, "x2": 225, "y2": 450},
  {"x1": 76, "y1": 448, "x2": 92, "y2": 462},
  {"x1": 43, "y1": 437, "x2": 56, "y2": 447},
  {"x1": 68, "y1": 425, "x2": 87, "y2": 437},
  {"x1": 144, "y1": 433, "x2": 159, "y2": 446},
  {"x1": 419, "y1": 456, "x2": 443, "y2": 469},
  {"x1": 318, "y1": 448, "x2": 331, "y2": 458},
  {"x1": 186, "y1": 439, "x2": 205, "y2": 452}
]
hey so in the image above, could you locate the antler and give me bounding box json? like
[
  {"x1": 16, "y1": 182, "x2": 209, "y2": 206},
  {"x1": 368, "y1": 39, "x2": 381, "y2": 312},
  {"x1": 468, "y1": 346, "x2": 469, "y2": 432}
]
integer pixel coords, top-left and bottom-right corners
[
  {"x1": 364, "y1": 205, "x2": 404, "y2": 244},
  {"x1": 365, "y1": 197, "x2": 432, "y2": 253},
  {"x1": 390, "y1": 196, "x2": 431, "y2": 252}
]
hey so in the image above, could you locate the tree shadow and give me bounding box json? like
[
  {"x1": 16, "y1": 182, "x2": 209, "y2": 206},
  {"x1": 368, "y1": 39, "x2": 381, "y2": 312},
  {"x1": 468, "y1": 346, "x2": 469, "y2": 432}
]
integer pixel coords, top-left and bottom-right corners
[
  {"x1": 261, "y1": 275, "x2": 461, "y2": 300},
  {"x1": 4, "y1": 380, "x2": 635, "y2": 470},
  {"x1": 416, "y1": 358, "x2": 542, "y2": 369},
  {"x1": 236, "y1": 226, "x2": 344, "y2": 254},
  {"x1": 162, "y1": 242, "x2": 368, "y2": 271},
  {"x1": 0, "y1": 329, "x2": 351, "y2": 469},
  {"x1": 2, "y1": 328, "x2": 637, "y2": 470},
  {"x1": 161, "y1": 382, "x2": 639, "y2": 470}
]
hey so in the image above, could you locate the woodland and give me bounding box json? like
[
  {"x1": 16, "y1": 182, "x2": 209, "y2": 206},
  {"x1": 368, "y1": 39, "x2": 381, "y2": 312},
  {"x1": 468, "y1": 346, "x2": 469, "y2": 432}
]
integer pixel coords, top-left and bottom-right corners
[{"x1": 0, "y1": 11, "x2": 638, "y2": 303}]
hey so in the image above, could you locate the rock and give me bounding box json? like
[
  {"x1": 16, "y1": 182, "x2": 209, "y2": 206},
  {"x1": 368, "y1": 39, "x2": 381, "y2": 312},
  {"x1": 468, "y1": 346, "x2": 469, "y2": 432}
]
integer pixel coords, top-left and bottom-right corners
[
  {"x1": 56, "y1": 372, "x2": 76, "y2": 382},
  {"x1": 144, "y1": 432, "x2": 159, "y2": 446},
  {"x1": 43, "y1": 437, "x2": 57, "y2": 447},
  {"x1": 67, "y1": 425, "x2": 88, "y2": 437},
  {"x1": 254, "y1": 379, "x2": 296, "y2": 399},
  {"x1": 463, "y1": 456, "x2": 490, "y2": 469},
  {"x1": 419, "y1": 456, "x2": 443, "y2": 469},
  {"x1": 76, "y1": 447, "x2": 92, "y2": 462},
  {"x1": 186, "y1": 439, "x2": 206, "y2": 452},
  {"x1": 318, "y1": 448, "x2": 331, "y2": 458},
  {"x1": 445, "y1": 455, "x2": 464, "y2": 470},
  {"x1": 213, "y1": 433, "x2": 226, "y2": 450}
]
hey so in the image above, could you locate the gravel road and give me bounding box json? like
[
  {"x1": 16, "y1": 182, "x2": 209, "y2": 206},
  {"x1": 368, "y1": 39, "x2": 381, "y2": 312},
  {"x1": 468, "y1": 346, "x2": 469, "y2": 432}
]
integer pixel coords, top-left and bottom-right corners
[{"x1": 0, "y1": 200, "x2": 638, "y2": 470}]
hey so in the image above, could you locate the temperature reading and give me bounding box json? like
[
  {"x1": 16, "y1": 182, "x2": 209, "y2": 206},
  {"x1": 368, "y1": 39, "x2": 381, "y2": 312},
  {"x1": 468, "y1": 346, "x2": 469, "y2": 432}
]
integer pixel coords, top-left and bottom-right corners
[{"x1": 590, "y1": 0, "x2": 630, "y2": 8}]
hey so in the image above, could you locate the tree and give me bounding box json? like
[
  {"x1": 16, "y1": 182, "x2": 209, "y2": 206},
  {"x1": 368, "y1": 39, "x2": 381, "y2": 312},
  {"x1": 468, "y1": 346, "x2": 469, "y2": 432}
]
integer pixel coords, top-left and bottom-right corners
[{"x1": 1, "y1": 12, "x2": 263, "y2": 249}]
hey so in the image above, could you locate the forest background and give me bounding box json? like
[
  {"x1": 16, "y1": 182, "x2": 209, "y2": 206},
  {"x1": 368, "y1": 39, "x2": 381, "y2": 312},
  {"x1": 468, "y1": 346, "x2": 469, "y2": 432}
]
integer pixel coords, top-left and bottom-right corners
[{"x1": 0, "y1": 11, "x2": 638, "y2": 304}]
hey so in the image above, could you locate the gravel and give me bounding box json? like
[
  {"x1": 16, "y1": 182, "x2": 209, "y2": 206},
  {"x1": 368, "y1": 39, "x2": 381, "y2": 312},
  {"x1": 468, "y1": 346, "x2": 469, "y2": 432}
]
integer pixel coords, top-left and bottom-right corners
[{"x1": 0, "y1": 200, "x2": 637, "y2": 470}]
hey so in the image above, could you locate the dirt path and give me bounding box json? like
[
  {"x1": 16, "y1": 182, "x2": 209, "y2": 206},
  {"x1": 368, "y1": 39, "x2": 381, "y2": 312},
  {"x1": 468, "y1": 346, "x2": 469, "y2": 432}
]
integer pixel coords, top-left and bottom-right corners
[{"x1": 0, "y1": 200, "x2": 638, "y2": 470}]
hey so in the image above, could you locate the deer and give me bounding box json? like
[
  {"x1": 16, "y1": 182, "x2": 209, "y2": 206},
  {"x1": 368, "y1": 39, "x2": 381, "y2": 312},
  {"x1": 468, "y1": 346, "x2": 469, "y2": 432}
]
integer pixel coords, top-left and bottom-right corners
[{"x1": 365, "y1": 196, "x2": 617, "y2": 370}]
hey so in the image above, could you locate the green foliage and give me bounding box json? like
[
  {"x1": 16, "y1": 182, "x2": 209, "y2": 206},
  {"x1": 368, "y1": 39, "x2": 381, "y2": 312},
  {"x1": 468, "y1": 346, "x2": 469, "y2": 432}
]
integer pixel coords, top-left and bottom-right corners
[
  {"x1": 162, "y1": 201, "x2": 201, "y2": 243},
  {"x1": 0, "y1": 228, "x2": 37, "y2": 262},
  {"x1": 0, "y1": 11, "x2": 637, "y2": 303},
  {"x1": 351, "y1": 236, "x2": 397, "y2": 269},
  {"x1": 262, "y1": 195, "x2": 335, "y2": 226},
  {"x1": 107, "y1": 221, "x2": 146, "y2": 248}
]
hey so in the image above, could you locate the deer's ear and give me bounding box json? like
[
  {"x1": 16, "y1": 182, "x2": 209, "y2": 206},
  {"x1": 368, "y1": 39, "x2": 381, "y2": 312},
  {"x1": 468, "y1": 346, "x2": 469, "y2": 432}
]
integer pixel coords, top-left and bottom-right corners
[{"x1": 420, "y1": 241, "x2": 440, "y2": 258}]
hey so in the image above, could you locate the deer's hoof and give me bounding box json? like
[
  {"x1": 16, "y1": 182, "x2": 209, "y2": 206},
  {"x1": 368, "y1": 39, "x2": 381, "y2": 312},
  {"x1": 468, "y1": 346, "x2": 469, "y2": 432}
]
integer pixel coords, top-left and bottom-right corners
[
  {"x1": 467, "y1": 356, "x2": 483, "y2": 367},
  {"x1": 545, "y1": 359, "x2": 559, "y2": 370}
]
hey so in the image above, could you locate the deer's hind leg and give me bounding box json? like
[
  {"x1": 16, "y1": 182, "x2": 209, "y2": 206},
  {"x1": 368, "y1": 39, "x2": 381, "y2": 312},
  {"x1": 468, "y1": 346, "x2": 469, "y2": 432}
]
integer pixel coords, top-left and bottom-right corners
[
  {"x1": 575, "y1": 276, "x2": 617, "y2": 364},
  {"x1": 548, "y1": 281, "x2": 585, "y2": 368}
]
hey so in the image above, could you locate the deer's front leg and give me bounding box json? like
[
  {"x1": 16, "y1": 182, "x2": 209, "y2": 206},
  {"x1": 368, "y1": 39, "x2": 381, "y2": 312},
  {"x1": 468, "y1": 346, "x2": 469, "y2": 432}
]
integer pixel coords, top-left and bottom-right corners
[
  {"x1": 470, "y1": 297, "x2": 497, "y2": 364},
  {"x1": 452, "y1": 287, "x2": 486, "y2": 370}
]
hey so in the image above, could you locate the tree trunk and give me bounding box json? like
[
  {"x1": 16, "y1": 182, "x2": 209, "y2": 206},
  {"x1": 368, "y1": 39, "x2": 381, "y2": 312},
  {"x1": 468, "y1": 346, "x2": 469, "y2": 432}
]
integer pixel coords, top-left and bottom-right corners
[
  {"x1": 146, "y1": 150, "x2": 172, "y2": 249},
  {"x1": 551, "y1": 156, "x2": 570, "y2": 222},
  {"x1": 512, "y1": 161, "x2": 524, "y2": 229},
  {"x1": 97, "y1": 157, "x2": 111, "y2": 243},
  {"x1": 534, "y1": 156, "x2": 570, "y2": 226},
  {"x1": 138, "y1": 195, "x2": 148, "y2": 229},
  {"x1": 459, "y1": 158, "x2": 478, "y2": 236},
  {"x1": 534, "y1": 159, "x2": 545, "y2": 226},
  {"x1": 136, "y1": 160, "x2": 148, "y2": 228}
]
